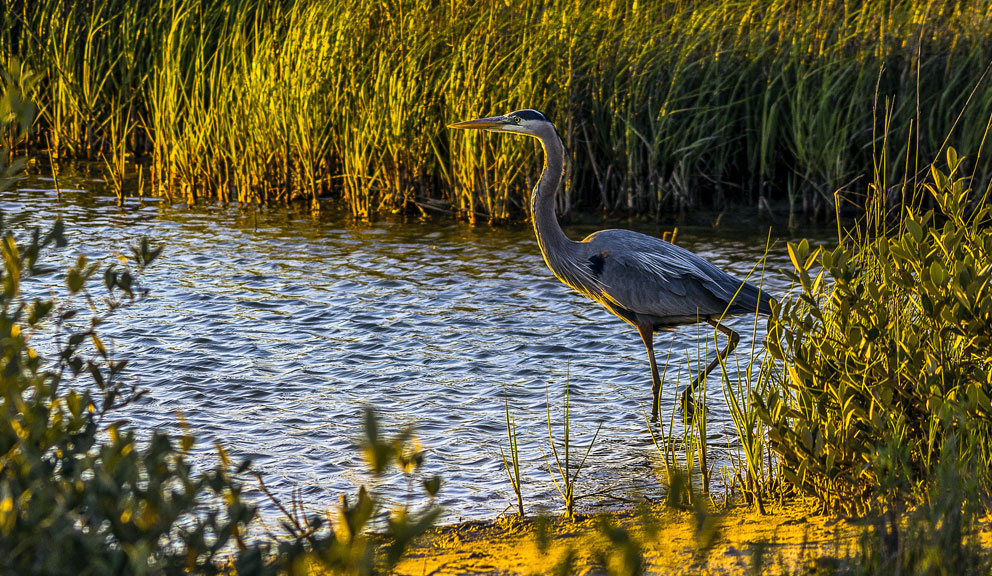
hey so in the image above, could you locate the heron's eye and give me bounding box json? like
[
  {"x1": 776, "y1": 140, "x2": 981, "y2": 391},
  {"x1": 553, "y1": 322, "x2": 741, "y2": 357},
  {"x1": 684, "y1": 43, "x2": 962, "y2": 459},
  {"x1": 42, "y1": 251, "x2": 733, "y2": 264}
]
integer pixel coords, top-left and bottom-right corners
[{"x1": 512, "y1": 116, "x2": 521, "y2": 124}]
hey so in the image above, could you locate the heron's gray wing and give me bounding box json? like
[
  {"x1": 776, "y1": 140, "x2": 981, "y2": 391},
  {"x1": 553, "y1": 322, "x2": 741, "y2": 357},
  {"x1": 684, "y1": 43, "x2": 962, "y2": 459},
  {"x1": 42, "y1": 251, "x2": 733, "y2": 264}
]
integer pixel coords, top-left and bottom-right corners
[{"x1": 589, "y1": 231, "x2": 762, "y2": 321}]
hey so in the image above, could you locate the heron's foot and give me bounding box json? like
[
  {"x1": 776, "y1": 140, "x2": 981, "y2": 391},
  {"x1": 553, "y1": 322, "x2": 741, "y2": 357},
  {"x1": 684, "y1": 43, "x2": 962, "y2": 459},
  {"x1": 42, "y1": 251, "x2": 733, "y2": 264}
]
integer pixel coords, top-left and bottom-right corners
[{"x1": 680, "y1": 388, "x2": 698, "y2": 421}]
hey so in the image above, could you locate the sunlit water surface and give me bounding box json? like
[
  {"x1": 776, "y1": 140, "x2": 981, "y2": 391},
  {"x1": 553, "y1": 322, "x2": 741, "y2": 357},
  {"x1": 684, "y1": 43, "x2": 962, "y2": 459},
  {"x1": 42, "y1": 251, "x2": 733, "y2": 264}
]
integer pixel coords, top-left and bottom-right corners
[{"x1": 6, "y1": 174, "x2": 802, "y2": 526}]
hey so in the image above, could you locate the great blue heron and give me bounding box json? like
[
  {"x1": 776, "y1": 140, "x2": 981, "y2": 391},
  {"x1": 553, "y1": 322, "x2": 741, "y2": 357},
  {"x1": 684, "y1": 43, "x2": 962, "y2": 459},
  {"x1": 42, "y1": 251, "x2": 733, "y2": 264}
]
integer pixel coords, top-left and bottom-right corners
[{"x1": 449, "y1": 109, "x2": 774, "y2": 419}]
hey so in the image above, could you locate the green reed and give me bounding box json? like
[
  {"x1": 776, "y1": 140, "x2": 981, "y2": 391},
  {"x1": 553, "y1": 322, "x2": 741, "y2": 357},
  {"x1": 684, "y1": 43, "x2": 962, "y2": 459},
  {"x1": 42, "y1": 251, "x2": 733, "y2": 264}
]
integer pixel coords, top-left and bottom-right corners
[
  {"x1": 645, "y1": 345, "x2": 713, "y2": 509},
  {"x1": 645, "y1": 381, "x2": 708, "y2": 510},
  {"x1": 3, "y1": 0, "x2": 991, "y2": 220},
  {"x1": 638, "y1": 298, "x2": 777, "y2": 516},
  {"x1": 715, "y1": 249, "x2": 776, "y2": 514},
  {"x1": 542, "y1": 379, "x2": 601, "y2": 520},
  {"x1": 644, "y1": 344, "x2": 679, "y2": 493},
  {"x1": 500, "y1": 395, "x2": 525, "y2": 517}
]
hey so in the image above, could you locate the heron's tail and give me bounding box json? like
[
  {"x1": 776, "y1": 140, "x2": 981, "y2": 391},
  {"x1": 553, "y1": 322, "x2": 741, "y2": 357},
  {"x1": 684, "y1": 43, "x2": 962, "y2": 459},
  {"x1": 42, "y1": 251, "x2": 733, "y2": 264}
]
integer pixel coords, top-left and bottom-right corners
[{"x1": 731, "y1": 281, "x2": 775, "y2": 316}]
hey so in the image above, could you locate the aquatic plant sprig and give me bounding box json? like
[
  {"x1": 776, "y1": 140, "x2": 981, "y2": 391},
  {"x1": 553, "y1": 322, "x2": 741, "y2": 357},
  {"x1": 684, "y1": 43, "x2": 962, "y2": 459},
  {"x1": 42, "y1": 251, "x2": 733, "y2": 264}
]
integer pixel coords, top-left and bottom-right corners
[
  {"x1": 718, "y1": 238, "x2": 775, "y2": 514},
  {"x1": 541, "y1": 378, "x2": 602, "y2": 519},
  {"x1": 500, "y1": 393, "x2": 526, "y2": 517}
]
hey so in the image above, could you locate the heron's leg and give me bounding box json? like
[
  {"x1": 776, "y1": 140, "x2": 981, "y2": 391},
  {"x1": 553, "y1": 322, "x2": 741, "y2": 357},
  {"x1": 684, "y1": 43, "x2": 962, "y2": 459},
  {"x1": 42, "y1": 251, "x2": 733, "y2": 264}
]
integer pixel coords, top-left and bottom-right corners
[
  {"x1": 636, "y1": 319, "x2": 662, "y2": 420},
  {"x1": 681, "y1": 319, "x2": 740, "y2": 416}
]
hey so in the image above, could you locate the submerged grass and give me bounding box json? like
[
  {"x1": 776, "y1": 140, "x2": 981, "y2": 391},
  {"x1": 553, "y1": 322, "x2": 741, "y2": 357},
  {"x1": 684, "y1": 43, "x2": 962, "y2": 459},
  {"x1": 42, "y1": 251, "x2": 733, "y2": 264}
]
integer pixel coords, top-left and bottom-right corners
[{"x1": 3, "y1": 0, "x2": 992, "y2": 220}]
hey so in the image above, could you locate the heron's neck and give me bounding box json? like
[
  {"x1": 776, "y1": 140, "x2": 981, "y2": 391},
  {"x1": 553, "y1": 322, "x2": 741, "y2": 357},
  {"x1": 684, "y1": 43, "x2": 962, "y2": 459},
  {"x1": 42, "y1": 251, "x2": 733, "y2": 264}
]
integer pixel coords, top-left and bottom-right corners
[{"x1": 531, "y1": 130, "x2": 575, "y2": 267}]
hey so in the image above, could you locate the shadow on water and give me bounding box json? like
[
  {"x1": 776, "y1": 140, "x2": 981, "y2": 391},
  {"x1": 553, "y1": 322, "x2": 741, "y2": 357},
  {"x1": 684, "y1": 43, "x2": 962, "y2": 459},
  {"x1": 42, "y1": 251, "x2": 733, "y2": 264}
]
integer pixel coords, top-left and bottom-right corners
[{"x1": 5, "y1": 166, "x2": 819, "y2": 524}]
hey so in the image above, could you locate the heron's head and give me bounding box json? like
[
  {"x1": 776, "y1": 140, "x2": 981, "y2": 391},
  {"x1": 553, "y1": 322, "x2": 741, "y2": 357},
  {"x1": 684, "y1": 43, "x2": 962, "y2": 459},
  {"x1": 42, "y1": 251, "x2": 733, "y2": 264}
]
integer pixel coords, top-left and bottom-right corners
[{"x1": 448, "y1": 109, "x2": 554, "y2": 137}]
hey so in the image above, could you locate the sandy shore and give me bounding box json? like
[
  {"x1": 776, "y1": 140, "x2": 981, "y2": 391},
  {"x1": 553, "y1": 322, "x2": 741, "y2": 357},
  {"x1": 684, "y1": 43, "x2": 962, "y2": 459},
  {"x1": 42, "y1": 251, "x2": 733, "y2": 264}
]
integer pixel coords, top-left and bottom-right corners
[{"x1": 393, "y1": 502, "x2": 875, "y2": 575}]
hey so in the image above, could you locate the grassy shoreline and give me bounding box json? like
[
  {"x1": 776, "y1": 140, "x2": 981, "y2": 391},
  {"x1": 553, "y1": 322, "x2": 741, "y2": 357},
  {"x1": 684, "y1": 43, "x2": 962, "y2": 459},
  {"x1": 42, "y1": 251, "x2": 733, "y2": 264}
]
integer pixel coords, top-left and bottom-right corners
[{"x1": 4, "y1": 0, "x2": 992, "y2": 221}]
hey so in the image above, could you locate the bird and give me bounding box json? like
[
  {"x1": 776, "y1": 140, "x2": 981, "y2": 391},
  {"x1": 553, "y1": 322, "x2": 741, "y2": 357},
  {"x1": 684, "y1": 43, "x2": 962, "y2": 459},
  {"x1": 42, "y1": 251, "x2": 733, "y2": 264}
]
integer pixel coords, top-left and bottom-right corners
[{"x1": 449, "y1": 109, "x2": 774, "y2": 419}]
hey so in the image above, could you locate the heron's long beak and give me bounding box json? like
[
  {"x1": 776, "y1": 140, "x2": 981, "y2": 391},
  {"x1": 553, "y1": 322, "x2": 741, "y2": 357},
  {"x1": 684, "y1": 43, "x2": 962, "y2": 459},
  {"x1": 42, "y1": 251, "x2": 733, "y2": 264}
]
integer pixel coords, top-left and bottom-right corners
[{"x1": 447, "y1": 115, "x2": 510, "y2": 131}]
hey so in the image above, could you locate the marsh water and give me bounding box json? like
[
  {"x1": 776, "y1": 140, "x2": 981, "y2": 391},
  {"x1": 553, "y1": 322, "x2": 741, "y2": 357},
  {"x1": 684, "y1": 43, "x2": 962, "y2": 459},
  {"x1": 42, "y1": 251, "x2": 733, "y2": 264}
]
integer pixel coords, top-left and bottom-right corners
[{"x1": 7, "y1": 170, "x2": 798, "y2": 525}]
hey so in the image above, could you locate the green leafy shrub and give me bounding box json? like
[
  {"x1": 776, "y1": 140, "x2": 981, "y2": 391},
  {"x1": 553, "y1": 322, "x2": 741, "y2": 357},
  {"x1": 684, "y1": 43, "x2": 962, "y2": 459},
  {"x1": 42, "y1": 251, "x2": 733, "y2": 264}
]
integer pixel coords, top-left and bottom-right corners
[{"x1": 757, "y1": 149, "x2": 992, "y2": 513}]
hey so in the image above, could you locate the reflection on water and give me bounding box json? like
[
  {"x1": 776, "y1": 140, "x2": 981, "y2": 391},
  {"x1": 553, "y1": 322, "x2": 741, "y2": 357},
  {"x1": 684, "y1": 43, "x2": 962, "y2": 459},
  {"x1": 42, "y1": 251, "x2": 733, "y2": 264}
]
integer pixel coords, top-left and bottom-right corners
[{"x1": 5, "y1": 173, "x2": 801, "y2": 525}]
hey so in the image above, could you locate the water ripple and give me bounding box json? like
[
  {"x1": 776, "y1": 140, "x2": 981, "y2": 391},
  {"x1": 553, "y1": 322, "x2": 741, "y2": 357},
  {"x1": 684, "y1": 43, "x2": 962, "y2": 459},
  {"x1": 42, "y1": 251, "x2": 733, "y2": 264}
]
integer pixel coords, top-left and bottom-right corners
[{"x1": 3, "y1": 179, "x2": 813, "y2": 526}]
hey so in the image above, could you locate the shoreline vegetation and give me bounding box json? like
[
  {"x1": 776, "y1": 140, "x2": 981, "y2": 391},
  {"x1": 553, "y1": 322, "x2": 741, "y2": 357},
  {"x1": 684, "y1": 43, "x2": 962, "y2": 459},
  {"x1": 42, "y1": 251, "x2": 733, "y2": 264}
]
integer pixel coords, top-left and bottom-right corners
[{"x1": 3, "y1": 0, "x2": 992, "y2": 222}]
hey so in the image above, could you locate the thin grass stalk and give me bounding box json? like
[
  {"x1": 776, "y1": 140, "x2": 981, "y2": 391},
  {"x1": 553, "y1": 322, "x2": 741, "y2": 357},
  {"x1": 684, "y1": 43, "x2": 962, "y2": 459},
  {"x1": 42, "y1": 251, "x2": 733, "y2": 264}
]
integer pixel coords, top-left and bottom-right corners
[
  {"x1": 718, "y1": 244, "x2": 775, "y2": 512},
  {"x1": 643, "y1": 341, "x2": 681, "y2": 488},
  {"x1": 500, "y1": 395, "x2": 524, "y2": 517},
  {"x1": 542, "y1": 377, "x2": 601, "y2": 519}
]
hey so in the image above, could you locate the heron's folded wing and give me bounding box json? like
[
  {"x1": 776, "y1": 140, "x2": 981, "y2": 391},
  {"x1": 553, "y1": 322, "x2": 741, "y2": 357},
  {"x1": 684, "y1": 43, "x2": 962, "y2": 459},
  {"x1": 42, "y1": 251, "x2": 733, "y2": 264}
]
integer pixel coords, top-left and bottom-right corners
[{"x1": 598, "y1": 239, "x2": 750, "y2": 319}]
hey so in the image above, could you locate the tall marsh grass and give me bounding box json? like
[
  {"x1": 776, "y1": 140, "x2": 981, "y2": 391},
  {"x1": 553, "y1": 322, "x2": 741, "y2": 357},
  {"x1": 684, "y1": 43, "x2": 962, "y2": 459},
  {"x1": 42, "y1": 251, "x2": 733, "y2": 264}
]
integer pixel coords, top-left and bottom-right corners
[{"x1": 3, "y1": 0, "x2": 991, "y2": 220}]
